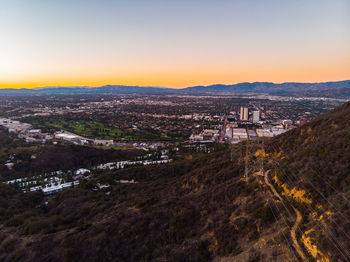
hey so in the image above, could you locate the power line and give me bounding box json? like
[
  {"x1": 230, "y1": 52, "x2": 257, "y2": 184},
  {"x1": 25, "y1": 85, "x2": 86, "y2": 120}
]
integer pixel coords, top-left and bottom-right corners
[
  {"x1": 247, "y1": 139, "x2": 307, "y2": 260},
  {"x1": 267, "y1": 143, "x2": 350, "y2": 261},
  {"x1": 253, "y1": 167, "x2": 301, "y2": 261},
  {"x1": 259, "y1": 140, "x2": 309, "y2": 261}
]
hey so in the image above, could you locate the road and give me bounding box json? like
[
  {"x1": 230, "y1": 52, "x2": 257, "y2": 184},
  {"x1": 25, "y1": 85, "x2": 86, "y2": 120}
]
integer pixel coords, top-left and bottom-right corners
[{"x1": 263, "y1": 170, "x2": 308, "y2": 262}]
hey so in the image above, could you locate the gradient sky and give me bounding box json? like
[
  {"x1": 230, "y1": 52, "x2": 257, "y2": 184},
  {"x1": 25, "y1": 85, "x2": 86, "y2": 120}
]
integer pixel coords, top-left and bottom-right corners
[{"x1": 0, "y1": 0, "x2": 349, "y2": 88}]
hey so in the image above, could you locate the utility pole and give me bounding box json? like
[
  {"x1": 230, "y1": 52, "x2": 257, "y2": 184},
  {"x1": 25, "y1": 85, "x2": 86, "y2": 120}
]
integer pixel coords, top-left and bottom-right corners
[
  {"x1": 230, "y1": 144, "x2": 234, "y2": 162},
  {"x1": 260, "y1": 138, "x2": 265, "y2": 176}
]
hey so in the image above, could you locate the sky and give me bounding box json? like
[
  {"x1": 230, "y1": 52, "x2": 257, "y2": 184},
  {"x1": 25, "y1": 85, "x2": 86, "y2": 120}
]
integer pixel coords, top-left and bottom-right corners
[{"x1": 0, "y1": 0, "x2": 349, "y2": 89}]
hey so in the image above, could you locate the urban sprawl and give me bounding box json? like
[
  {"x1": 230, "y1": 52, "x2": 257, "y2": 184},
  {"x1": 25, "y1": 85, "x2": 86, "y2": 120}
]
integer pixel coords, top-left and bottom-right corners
[{"x1": 0, "y1": 94, "x2": 344, "y2": 195}]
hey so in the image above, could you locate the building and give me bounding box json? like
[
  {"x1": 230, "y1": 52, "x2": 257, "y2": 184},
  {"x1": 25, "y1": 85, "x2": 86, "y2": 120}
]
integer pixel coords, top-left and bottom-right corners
[
  {"x1": 233, "y1": 128, "x2": 248, "y2": 140},
  {"x1": 247, "y1": 130, "x2": 258, "y2": 139},
  {"x1": 189, "y1": 134, "x2": 204, "y2": 141},
  {"x1": 225, "y1": 128, "x2": 233, "y2": 139},
  {"x1": 75, "y1": 168, "x2": 91, "y2": 175},
  {"x1": 200, "y1": 129, "x2": 219, "y2": 140},
  {"x1": 94, "y1": 139, "x2": 114, "y2": 146},
  {"x1": 5, "y1": 163, "x2": 14, "y2": 170},
  {"x1": 0, "y1": 118, "x2": 32, "y2": 133},
  {"x1": 54, "y1": 131, "x2": 92, "y2": 144},
  {"x1": 240, "y1": 107, "x2": 249, "y2": 121},
  {"x1": 298, "y1": 118, "x2": 308, "y2": 126},
  {"x1": 256, "y1": 129, "x2": 274, "y2": 138},
  {"x1": 252, "y1": 111, "x2": 260, "y2": 123},
  {"x1": 55, "y1": 132, "x2": 80, "y2": 142},
  {"x1": 271, "y1": 129, "x2": 287, "y2": 136},
  {"x1": 282, "y1": 119, "x2": 293, "y2": 127},
  {"x1": 41, "y1": 181, "x2": 80, "y2": 195}
]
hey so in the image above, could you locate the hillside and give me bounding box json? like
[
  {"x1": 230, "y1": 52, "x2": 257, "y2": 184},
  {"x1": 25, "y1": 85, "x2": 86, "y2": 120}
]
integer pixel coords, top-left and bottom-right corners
[
  {"x1": 1, "y1": 148, "x2": 292, "y2": 261},
  {"x1": 262, "y1": 101, "x2": 350, "y2": 261},
  {"x1": 1, "y1": 102, "x2": 350, "y2": 261}
]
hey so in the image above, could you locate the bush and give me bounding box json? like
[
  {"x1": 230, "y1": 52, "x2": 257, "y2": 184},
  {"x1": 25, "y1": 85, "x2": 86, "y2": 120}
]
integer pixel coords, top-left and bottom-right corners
[
  {"x1": 254, "y1": 206, "x2": 273, "y2": 222},
  {"x1": 170, "y1": 207, "x2": 198, "y2": 240},
  {"x1": 276, "y1": 169, "x2": 286, "y2": 183},
  {"x1": 4, "y1": 214, "x2": 24, "y2": 227},
  {"x1": 134, "y1": 197, "x2": 159, "y2": 209},
  {"x1": 196, "y1": 241, "x2": 211, "y2": 261},
  {"x1": 1, "y1": 239, "x2": 16, "y2": 253},
  {"x1": 75, "y1": 222, "x2": 92, "y2": 232},
  {"x1": 23, "y1": 220, "x2": 47, "y2": 234},
  {"x1": 215, "y1": 223, "x2": 240, "y2": 255},
  {"x1": 63, "y1": 247, "x2": 77, "y2": 262}
]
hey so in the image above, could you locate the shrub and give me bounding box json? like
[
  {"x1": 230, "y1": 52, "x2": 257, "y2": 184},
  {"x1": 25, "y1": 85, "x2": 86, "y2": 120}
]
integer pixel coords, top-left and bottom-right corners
[
  {"x1": 63, "y1": 247, "x2": 77, "y2": 262},
  {"x1": 170, "y1": 207, "x2": 198, "y2": 240},
  {"x1": 23, "y1": 220, "x2": 46, "y2": 234},
  {"x1": 1, "y1": 239, "x2": 16, "y2": 253},
  {"x1": 134, "y1": 197, "x2": 159, "y2": 209},
  {"x1": 214, "y1": 223, "x2": 240, "y2": 255},
  {"x1": 196, "y1": 241, "x2": 211, "y2": 261},
  {"x1": 254, "y1": 206, "x2": 273, "y2": 222},
  {"x1": 4, "y1": 214, "x2": 24, "y2": 227}
]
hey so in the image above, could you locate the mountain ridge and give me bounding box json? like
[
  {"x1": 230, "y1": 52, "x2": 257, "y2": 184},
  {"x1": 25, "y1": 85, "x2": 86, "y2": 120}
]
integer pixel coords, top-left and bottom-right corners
[
  {"x1": 1, "y1": 80, "x2": 350, "y2": 97},
  {"x1": 183, "y1": 80, "x2": 350, "y2": 94}
]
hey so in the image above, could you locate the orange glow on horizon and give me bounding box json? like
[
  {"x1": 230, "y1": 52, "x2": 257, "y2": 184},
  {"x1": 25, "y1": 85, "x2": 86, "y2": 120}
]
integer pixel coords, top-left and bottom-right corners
[
  {"x1": 1, "y1": 52, "x2": 349, "y2": 89},
  {"x1": 2, "y1": 77, "x2": 350, "y2": 89},
  {"x1": 1, "y1": 72, "x2": 349, "y2": 89}
]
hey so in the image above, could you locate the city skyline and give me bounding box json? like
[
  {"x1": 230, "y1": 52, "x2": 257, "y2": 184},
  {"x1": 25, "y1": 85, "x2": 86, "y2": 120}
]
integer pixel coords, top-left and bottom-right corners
[{"x1": 1, "y1": 0, "x2": 349, "y2": 89}]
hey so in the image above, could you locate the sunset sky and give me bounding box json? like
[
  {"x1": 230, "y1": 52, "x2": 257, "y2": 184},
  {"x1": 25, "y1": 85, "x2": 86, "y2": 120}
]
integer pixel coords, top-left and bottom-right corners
[{"x1": 1, "y1": 0, "x2": 349, "y2": 89}]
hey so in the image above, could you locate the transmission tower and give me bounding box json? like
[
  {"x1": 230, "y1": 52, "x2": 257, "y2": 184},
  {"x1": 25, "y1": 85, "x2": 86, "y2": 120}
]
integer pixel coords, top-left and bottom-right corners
[
  {"x1": 244, "y1": 129, "x2": 250, "y2": 182},
  {"x1": 260, "y1": 138, "x2": 265, "y2": 176}
]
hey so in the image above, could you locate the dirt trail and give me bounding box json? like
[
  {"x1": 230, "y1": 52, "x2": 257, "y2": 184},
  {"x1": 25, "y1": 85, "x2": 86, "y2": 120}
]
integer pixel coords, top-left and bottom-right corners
[{"x1": 263, "y1": 170, "x2": 308, "y2": 262}]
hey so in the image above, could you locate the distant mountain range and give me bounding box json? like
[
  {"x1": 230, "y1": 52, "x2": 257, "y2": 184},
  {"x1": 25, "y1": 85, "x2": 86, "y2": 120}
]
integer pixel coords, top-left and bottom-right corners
[
  {"x1": 0, "y1": 85, "x2": 174, "y2": 95},
  {"x1": 1, "y1": 80, "x2": 350, "y2": 98},
  {"x1": 184, "y1": 80, "x2": 350, "y2": 93}
]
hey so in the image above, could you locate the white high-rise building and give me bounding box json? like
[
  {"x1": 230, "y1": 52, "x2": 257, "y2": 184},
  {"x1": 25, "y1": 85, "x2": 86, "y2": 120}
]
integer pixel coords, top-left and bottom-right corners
[
  {"x1": 240, "y1": 107, "x2": 248, "y2": 121},
  {"x1": 253, "y1": 111, "x2": 260, "y2": 123}
]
